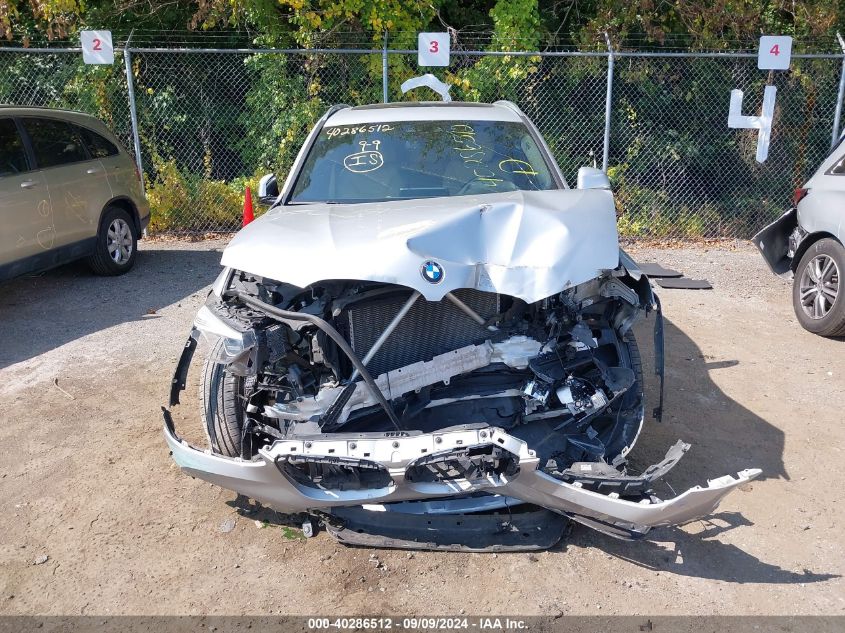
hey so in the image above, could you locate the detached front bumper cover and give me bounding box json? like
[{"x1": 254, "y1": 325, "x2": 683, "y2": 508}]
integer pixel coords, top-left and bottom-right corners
[{"x1": 164, "y1": 330, "x2": 761, "y2": 539}]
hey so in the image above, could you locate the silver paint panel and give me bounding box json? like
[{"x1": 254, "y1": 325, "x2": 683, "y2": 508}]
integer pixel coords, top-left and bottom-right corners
[
  {"x1": 221, "y1": 189, "x2": 620, "y2": 303},
  {"x1": 164, "y1": 422, "x2": 760, "y2": 534}
]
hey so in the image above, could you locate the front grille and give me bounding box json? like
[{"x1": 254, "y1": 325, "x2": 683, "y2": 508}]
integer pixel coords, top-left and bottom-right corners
[
  {"x1": 346, "y1": 288, "x2": 500, "y2": 377},
  {"x1": 405, "y1": 445, "x2": 520, "y2": 484},
  {"x1": 275, "y1": 455, "x2": 393, "y2": 492}
]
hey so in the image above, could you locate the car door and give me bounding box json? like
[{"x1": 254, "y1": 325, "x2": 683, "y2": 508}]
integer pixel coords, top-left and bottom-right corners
[
  {"x1": 803, "y1": 148, "x2": 845, "y2": 243},
  {"x1": 20, "y1": 117, "x2": 112, "y2": 248},
  {"x1": 0, "y1": 117, "x2": 54, "y2": 270},
  {"x1": 78, "y1": 125, "x2": 139, "y2": 201}
]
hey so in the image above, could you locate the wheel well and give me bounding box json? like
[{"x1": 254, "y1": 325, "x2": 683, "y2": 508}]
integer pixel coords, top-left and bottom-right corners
[
  {"x1": 101, "y1": 197, "x2": 142, "y2": 238},
  {"x1": 791, "y1": 232, "x2": 842, "y2": 272}
]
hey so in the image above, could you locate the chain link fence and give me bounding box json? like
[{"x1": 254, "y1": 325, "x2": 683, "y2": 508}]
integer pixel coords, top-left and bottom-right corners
[
  {"x1": 1, "y1": 42, "x2": 843, "y2": 239},
  {"x1": 130, "y1": 49, "x2": 386, "y2": 232},
  {"x1": 0, "y1": 48, "x2": 133, "y2": 147},
  {"x1": 609, "y1": 53, "x2": 842, "y2": 238}
]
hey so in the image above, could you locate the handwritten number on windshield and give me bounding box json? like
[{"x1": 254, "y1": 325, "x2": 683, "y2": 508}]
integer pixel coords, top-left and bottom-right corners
[{"x1": 449, "y1": 124, "x2": 537, "y2": 188}]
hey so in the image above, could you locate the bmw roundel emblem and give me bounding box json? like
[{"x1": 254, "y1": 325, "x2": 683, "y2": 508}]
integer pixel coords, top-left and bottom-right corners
[{"x1": 421, "y1": 260, "x2": 444, "y2": 284}]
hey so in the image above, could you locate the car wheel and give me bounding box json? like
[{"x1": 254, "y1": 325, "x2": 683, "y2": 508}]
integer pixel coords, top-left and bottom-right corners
[
  {"x1": 87, "y1": 206, "x2": 138, "y2": 276},
  {"x1": 201, "y1": 339, "x2": 248, "y2": 457},
  {"x1": 792, "y1": 238, "x2": 845, "y2": 337}
]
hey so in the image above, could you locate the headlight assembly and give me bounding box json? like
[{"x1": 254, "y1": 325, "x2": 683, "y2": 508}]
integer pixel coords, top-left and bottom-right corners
[{"x1": 193, "y1": 304, "x2": 257, "y2": 368}]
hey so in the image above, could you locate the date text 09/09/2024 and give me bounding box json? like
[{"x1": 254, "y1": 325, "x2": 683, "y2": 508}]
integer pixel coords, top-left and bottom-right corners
[{"x1": 306, "y1": 617, "x2": 528, "y2": 630}]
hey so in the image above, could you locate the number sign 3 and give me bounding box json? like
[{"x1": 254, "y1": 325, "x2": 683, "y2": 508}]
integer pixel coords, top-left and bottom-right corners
[{"x1": 418, "y1": 33, "x2": 450, "y2": 67}]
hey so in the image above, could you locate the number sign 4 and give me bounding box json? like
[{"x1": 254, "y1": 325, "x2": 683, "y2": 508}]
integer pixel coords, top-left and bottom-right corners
[{"x1": 758, "y1": 36, "x2": 792, "y2": 70}]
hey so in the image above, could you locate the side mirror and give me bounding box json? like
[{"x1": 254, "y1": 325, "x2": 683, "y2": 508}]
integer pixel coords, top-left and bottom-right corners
[
  {"x1": 576, "y1": 166, "x2": 610, "y2": 190},
  {"x1": 258, "y1": 173, "x2": 279, "y2": 204}
]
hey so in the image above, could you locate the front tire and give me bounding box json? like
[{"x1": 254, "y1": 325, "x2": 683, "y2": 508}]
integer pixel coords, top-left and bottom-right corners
[
  {"x1": 201, "y1": 339, "x2": 247, "y2": 457},
  {"x1": 792, "y1": 238, "x2": 845, "y2": 337},
  {"x1": 87, "y1": 207, "x2": 138, "y2": 276}
]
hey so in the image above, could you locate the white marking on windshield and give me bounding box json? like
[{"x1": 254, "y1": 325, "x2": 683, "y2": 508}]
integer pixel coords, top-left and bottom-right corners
[{"x1": 343, "y1": 140, "x2": 384, "y2": 173}]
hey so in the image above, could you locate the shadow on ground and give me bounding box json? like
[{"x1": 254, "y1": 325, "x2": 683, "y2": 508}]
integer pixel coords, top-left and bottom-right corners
[
  {"x1": 563, "y1": 316, "x2": 836, "y2": 584},
  {"x1": 0, "y1": 247, "x2": 222, "y2": 368},
  {"x1": 569, "y1": 512, "x2": 838, "y2": 584},
  {"x1": 630, "y1": 316, "x2": 788, "y2": 483}
]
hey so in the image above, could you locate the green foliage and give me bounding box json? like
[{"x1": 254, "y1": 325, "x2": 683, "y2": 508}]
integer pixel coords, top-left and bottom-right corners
[
  {"x1": 489, "y1": 0, "x2": 541, "y2": 49},
  {"x1": 2, "y1": 0, "x2": 843, "y2": 237},
  {"x1": 446, "y1": 0, "x2": 542, "y2": 102},
  {"x1": 1, "y1": 0, "x2": 841, "y2": 52},
  {"x1": 145, "y1": 154, "x2": 261, "y2": 232},
  {"x1": 239, "y1": 47, "x2": 383, "y2": 174},
  {"x1": 582, "y1": 0, "x2": 838, "y2": 48},
  {"x1": 188, "y1": 0, "x2": 440, "y2": 47},
  {"x1": 239, "y1": 52, "x2": 318, "y2": 173}
]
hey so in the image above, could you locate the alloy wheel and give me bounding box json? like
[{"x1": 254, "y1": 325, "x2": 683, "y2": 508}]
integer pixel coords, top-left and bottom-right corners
[
  {"x1": 107, "y1": 218, "x2": 133, "y2": 265},
  {"x1": 799, "y1": 254, "x2": 839, "y2": 319}
]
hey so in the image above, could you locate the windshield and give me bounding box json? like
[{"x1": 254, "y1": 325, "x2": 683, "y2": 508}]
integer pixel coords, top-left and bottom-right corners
[{"x1": 289, "y1": 119, "x2": 557, "y2": 204}]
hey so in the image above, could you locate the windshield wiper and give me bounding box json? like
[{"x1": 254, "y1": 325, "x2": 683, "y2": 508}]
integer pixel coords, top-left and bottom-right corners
[{"x1": 287, "y1": 200, "x2": 342, "y2": 205}]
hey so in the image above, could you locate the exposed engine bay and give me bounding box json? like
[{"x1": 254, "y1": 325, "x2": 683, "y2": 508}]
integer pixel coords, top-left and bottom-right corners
[
  {"x1": 162, "y1": 103, "x2": 759, "y2": 550},
  {"x1": 164, "y1": 258, "x2": 759, "y2": 547},
  {"x1": 205, "y1": 267, "x2": 649, "y2": 470}
]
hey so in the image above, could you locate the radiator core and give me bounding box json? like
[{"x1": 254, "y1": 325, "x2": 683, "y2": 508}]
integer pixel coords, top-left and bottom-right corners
[{"x1": 345, "y1": 289, "x2": 500, "y2": 377}]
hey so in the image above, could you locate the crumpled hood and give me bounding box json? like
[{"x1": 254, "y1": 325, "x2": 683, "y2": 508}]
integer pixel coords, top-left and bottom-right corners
[{"x1": 221, "y1": 189, "x2": 619, "y2": 302}]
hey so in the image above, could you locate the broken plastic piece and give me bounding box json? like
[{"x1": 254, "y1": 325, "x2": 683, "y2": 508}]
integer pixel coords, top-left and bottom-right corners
[
  {"x1": 636, "y1": 262, "x2": 683, "y2": 278},
  {"x1": 655, "y1": 278, "x2": 713, "y2": 290}
]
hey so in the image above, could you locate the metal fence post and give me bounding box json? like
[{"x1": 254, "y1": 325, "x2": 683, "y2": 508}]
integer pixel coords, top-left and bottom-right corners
[
  {"x1": 831, "y1": 33, "x2": 845, "y2": 148},
  {"x1": 123, "y1": 36, "x2": 145, "y2": 190},
  {"x1": 602, "y1": 33, "x2": 614, "y2": 173},
  {"x1": 382, "y1": 31, "x2": 389, "y2": 103}
]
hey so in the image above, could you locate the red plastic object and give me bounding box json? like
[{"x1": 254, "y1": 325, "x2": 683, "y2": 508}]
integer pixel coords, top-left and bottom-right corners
[{"x1": 242, "y1": 187, "x2": 255, "y2": 226}]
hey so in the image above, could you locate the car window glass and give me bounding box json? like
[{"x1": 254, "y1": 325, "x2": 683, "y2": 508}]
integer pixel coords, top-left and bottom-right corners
[
  {"x1": 79, "y1": 126, "x2": 119, "y2": 158},
  {"x1": 290, "y1": 120, "x2": 556, "y2": 204},
  {"x1": 22, "y1": 118, "x2": 88, "y2": 168},
  {"x1": 828, "y1": 155, "x2": 845, "y2": 175},
  {"x1": 0, "y1": 118, "x2": 30, "y2": 177}
]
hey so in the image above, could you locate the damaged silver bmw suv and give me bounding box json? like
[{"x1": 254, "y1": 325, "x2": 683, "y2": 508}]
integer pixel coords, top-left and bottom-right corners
[{"x1": 163, "y1": 101, "x2": 759, "y2": 549}]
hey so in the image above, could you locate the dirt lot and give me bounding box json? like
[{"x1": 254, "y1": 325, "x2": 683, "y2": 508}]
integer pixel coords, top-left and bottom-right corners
[{"x1": 0, "y1": 239, "x2": 843, "y2": 616}]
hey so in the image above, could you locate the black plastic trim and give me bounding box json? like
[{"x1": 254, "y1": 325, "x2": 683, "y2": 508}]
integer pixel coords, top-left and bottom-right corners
[
  {"x1": 0, "y1": 236, "x2": 96, "y2": 283},
  {"x1": 324, "y1": 505, "x2": 569, "y2": 551},
  {"x1": 169, "y1": 329, "x2": 199, "y2": 407},
  {"x1": 652, "y1": 293, "x2": 664, "y2": 422},
  {"x1": 751, "y1": 208, "x2": 798, "y2": 275}
]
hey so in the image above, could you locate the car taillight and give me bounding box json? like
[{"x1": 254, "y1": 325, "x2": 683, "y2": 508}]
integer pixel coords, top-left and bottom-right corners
[{"x1": 793, "y1": 188, "x2": 809, "y2": 206}]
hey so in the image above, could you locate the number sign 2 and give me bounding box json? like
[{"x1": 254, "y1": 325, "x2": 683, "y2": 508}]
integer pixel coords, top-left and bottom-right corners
[{"x1": 81, "y1": 30, "x2": 114, "y2": 65}]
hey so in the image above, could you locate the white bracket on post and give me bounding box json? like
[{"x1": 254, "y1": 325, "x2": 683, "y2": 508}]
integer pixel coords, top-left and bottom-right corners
[
  {"x1": 728, "y1": 85, "x2": 777, "y2": 163},
  {"x1": 400, "y1": 73, "x2": 452, "y2": 102}
]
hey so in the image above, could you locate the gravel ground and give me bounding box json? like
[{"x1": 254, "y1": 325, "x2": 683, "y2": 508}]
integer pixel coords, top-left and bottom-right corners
[{"x1": 0, "y1": 238, "x2": 843, "y2": 616}]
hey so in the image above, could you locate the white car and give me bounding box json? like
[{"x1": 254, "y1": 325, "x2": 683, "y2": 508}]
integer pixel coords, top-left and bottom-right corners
[
  {"x1": 163, "y1": 101, "x2": 758, "y2": 549},
  {"x1": 754, "y1": 137, "x2": 845, "y2": 336}
]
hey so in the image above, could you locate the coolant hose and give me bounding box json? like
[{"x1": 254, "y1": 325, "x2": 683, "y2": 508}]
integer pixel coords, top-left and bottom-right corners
[{"x1": 232, "y1": 291, "x2": 402, "y2": 430}]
